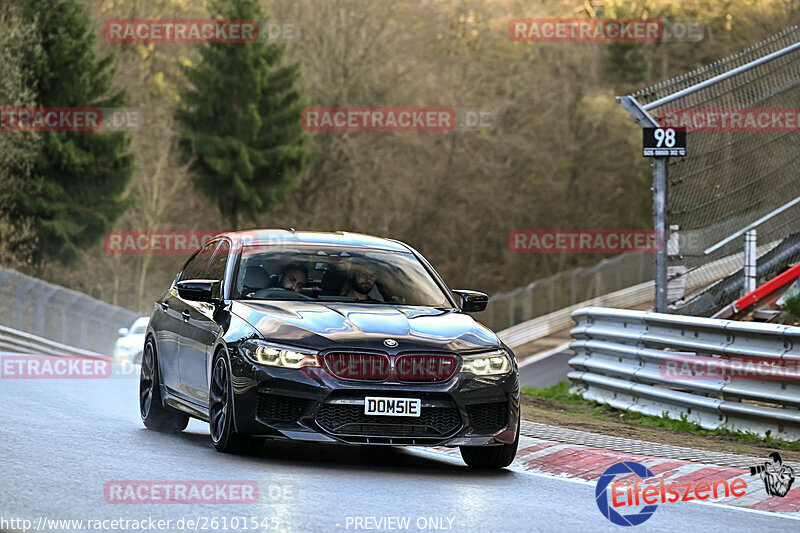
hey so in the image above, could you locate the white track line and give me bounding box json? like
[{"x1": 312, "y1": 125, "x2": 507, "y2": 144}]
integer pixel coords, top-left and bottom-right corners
[{"x1": 518, "y1": 341, "x2": 573, "y2": 368}]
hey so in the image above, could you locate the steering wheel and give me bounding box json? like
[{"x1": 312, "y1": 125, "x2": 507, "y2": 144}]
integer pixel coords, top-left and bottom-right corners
[{"x1": 248, "y1": 287, "x2": 313, "y2": 300}]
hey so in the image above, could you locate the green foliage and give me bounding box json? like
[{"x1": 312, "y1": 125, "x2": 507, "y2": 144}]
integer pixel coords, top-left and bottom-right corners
[
  {"x1": 522, "y1": 381, "x2": 594, "y2": 405},
  {"x1": 606, "y1": 42, "x2": 652, "y2": 84},
  {"x1": 621, "y1": 410, "x2": 701, "y2": 432},
  {"x1": 780, "y1": 294, "x2": 800, "y2": 320},
  {"x1": 177, "y1": 0, "x2": 309, "y2": 228},
  {"x1": 0, "y1": 1, "x2": 41, "y2": 268},
  {"x1": 12, "y1": 0, "x2": 134, "y2": 265},
  {"x1": 601, "y1": 1, "x2": 653, "y2": 85}
]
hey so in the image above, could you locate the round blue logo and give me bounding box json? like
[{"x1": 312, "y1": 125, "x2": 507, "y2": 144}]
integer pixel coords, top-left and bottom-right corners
[
  {"x1": 595, "y1": 461, "x2": 658, "y2": 526},
  {"x1": 383, "y1": 339, "x2": 398, "y2": 347}
]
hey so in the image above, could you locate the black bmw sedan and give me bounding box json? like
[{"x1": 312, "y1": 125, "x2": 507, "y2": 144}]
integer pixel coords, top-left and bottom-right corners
[{"x1": 141, "y1": 230, "x2": 520, "y2": 468}]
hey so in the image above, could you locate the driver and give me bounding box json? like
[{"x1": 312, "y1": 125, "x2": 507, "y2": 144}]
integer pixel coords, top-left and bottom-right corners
[{"x1": 269, "y1": 263, "x2": 308, "y2": 292}]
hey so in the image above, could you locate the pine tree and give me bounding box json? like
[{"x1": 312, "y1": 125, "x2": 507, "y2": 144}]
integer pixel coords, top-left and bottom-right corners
[
  {"x1": 177, "y1": 0, "x2": 309, "y2": 228},
  {"x1": 0, "y1": 1, "x2": 42, "y2": 269},
  {"x1": 15, "y1": 0, "x2": 134, "y2": 265}
]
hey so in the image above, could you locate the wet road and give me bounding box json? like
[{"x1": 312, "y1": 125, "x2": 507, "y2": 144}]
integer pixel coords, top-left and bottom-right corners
[{"x1": 1, "y1": 364, "x2": 796, "y2": 532}]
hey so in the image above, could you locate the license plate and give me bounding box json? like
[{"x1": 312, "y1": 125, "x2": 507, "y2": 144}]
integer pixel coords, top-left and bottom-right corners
[{"x1": 364, "y1": 397, "x2": 421, "y2": 417}]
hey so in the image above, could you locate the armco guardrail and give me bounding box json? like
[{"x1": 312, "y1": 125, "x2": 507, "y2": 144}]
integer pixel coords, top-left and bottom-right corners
[
  {"x1": 568, "y1": 307, "x2": 800, "y2": 440},
  {"x1": 0, "y1": 325, "x2": 106, "y2": 359},
  {"x1": 0, "y1": 269, "x2": 140, "y2": 355}
]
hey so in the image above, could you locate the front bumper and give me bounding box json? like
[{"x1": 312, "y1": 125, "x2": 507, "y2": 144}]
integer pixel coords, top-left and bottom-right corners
[{"x1": 229, "y1": 355, "x2": 520, "y2": 447}]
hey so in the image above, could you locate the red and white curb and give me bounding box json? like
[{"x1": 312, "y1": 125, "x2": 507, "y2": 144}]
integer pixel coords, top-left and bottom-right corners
[{"x1": 424, "y1": 436, "x2": 800, "y2": 518}]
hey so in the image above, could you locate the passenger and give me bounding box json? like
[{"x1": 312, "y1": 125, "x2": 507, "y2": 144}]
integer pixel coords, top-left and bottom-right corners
[{"x1": 344, "y1": 261, "x2": 380, "y2": 301}]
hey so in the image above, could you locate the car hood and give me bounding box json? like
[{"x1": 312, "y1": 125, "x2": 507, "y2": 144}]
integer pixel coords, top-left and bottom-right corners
[{"x1": 230, "y1": 300, "x2": 500, "y2": 353}]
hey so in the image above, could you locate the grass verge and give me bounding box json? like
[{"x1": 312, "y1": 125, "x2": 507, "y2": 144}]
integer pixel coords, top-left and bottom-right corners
[{"x1": 521, "y1": 381, "x2": 800, "y2": 452}]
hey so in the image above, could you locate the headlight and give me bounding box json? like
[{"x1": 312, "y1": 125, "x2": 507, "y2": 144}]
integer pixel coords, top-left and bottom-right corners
[
  {"x1": 239, "y1": 339, "x2": 319, "y2": 369},
  {"x1": 461, "y1": 349, "x2": 512, "y2": 376}
]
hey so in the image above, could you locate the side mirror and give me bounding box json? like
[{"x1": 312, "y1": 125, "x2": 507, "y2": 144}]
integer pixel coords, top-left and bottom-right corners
[
  {"x1": 453, "y1": 289, "x2": 489, "y2": 313},
  {"x1": 117, "y1": 328, "x2": 129, "y2": 337},
  {"x1": 176, "y1": 279, "x2": 222, "y2": 303}
]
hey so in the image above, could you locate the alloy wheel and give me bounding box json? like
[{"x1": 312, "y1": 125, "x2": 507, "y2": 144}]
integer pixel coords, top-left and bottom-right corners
[
  {"x1": 139, "y1": 341, "x2": 155, "y2": 418},
  {"x1": 209, "y1": 357, "x2": 229, "y2": 443}
]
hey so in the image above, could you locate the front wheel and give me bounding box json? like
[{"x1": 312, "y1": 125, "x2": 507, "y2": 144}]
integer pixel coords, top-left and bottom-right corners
[
  {"x1": 209, "y1": 351, "x2": 260, "y2": 454},
  {"x1": 140, "y1": 339, "x2": 189, "y2": 433},
  {"x1": 459, "y1": 424, "x2": 519, "y2": 469}
]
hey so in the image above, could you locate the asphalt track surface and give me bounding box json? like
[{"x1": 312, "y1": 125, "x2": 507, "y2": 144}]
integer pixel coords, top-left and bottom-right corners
[
  {"x1": 518, "y1": 350, "x2": 574, "y2": 389},
  {"x1": 1, "y1": 372, "x2": 796, "y2": 532}
]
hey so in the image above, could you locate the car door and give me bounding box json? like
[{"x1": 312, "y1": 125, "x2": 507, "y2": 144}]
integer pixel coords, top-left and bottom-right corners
[
  {"x1": 154, "y1": 286, "x2": 185, "y2": 393},
  {"x1": 170, "y1": 241, "x2": 218, "y2": 401},
  {"x1": 179, "y1": 239, "x2": 229, "y2": 406},
  {"x1": 153, "y1": 250, "x2": 209, "y2": 393}
]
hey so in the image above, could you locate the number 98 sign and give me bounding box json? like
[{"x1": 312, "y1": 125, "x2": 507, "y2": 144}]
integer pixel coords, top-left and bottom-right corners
[{"x1": 643, "y1": 127, "x2": 686, "y2": 157}]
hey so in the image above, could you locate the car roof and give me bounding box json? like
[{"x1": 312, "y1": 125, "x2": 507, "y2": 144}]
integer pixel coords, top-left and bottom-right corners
[
  {"x1": 220, "y1": 230, "x2": 412, "y2": 253},
  {"x1": 132, "y1": 316, "x2": 149, "y2": 327}
]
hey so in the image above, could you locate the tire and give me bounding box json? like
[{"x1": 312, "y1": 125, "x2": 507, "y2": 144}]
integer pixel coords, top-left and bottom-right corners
[
  {"x1": 140, "y1": 338, "x2": 189, "y2": 433},
  {"x1": 209, "y1": 351, "x2": 261, "y2": 454},
  {"x1": 459, "y1": 423, "x2": 519, "y2": 469}
]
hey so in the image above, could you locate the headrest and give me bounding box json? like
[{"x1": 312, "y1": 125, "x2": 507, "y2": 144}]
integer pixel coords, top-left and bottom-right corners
[
  {"x1": 321, "y1": 269, "x2": 347, "y2": 292},
  {"x1": 243, "y1": 265, "x2": 269, "y2": 289}
]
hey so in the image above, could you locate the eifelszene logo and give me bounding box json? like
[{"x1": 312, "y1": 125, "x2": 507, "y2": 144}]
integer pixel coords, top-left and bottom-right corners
[
  {"x1": 595, "y1": 462, "x2": 659, "y2": 526},
  {"x1": 750, "y1": 452, "x2": 795, "y2": 497},
  {"x1": 595, "y1": 461, "x2": 749, "y2": 526},
  {"x1": 596, "y1": 455, "x2": 796, "y2": 525}
]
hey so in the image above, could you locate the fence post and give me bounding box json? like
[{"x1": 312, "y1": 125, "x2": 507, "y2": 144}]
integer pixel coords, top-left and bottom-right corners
[
  {"x1": 523, "y1": 283, "x2": 534, "y2": 322},
  {"x1": 617, "y1": 95, "x2": 669, "y2": 312},
  {"x1": 744, "y1": 229, "x2": 757, "y2": 295},
  {"x1": 653, "y1": 157, "x2": 669, "y2": 312}
]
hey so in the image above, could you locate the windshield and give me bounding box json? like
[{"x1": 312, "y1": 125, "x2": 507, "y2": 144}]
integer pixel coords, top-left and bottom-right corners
[{"x1": 234, "y1": 245, "x2": 452, "y2": 307}]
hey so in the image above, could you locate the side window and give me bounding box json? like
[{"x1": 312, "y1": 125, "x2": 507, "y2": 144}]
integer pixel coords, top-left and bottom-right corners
[
  {"x1": 179, "y1": 241, "x2": 217, "y2": 281},
  {"x1": 206, "y1": 240, "x2": 230, "y2": 283}
]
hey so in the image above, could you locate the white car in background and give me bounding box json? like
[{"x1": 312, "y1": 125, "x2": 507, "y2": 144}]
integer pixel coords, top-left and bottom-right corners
[{"x1": 113, "y1": 316, "x2": 148, "y2": 365}]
